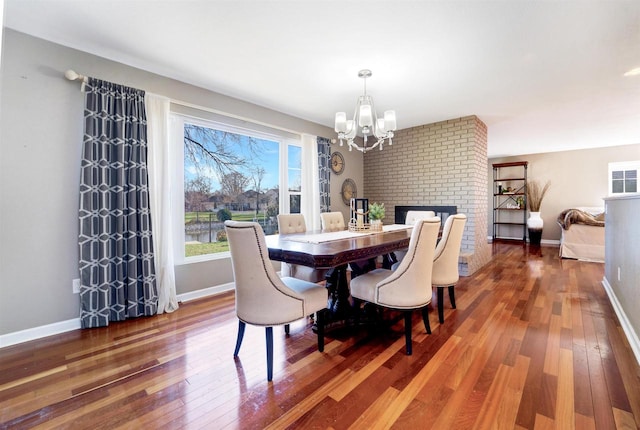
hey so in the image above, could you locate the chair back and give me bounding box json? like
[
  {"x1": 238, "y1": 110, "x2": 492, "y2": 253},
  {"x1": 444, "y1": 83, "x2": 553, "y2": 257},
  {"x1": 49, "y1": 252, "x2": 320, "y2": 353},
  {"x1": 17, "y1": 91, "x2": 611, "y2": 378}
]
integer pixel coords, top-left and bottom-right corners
[
  {"x1": 432, "y1": 214, "x2": 467, "y2": 286},
  {"x1": 376, "y1": 218, "x2": 440, "y2": 308},
  {"x1": 320, "y1": 212, "x2": 346, "y2": 231},
  {"x1": 405, "y1": 210, "x2": 436, "y2": 225},
  {"x1": 277, "y1": 214, "x2": 307, "y2": 234},
  {"x1": 224, "y1": 221, "x2": 305, "y2": 325}
]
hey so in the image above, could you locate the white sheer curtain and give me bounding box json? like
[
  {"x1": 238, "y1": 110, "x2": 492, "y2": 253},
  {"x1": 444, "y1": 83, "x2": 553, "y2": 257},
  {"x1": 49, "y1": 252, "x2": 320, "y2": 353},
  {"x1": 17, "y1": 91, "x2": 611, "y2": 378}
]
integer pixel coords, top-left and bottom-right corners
[
  {"x1": 146, "y1": 94, "x2": 179, "y2": 314},
  {"x1": 301, "y1": 134, "x2": 322, "y2": 231}
]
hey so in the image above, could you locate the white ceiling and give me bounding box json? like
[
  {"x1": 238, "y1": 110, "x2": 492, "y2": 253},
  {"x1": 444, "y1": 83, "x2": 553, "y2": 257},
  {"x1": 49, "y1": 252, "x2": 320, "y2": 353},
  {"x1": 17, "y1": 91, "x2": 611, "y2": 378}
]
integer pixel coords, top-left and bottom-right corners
[{"x1": 4, "y1": 0, "x2": 640, "y2": 157}]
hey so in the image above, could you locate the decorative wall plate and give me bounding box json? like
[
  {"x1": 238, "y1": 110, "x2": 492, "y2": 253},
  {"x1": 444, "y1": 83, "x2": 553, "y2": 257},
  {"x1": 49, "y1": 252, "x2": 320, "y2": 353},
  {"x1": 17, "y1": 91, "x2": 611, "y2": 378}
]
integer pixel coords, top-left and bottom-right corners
[
  {"x1": 330, "y1": 151, "x2": 345, "y2": 175},
  {"x1": 341, "y1": 178, "x2": 357, "y2": 205}
]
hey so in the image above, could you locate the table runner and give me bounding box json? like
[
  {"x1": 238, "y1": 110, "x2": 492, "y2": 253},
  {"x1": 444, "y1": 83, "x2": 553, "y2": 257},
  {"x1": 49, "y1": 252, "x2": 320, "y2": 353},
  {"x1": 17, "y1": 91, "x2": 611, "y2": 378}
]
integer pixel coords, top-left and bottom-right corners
[{"x1": 282, "y1": 224, "x2": 411, "y2": 244}]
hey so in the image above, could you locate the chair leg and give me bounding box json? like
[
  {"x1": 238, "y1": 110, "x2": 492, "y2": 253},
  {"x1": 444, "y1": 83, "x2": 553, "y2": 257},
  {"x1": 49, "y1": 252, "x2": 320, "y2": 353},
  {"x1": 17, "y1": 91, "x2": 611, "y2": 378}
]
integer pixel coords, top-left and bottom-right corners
[
  {"x1": 316, "y1": 309, "x2": 325, "y2": 352},
  {"x1": 284, "y1": 324, "x2": 290, "y2": 335},
  {"x1": 421, "y1": 307, "x2": 431, "y2": 335},
  {"x1": 404, "y1": 311, "x2": 413, "y2": 355},
  {"x1": 233, "y1": 320, "x2": 246, "y2": 357},
  {"x1": 266, "y1": 327, "x2": 274, "y2": 382},
  {"x1": 448, "y1": 285, "x2": 456, "y2": 309},
  {"x1": 437, "y1": 287, "x2": 445, "y2": 323}
]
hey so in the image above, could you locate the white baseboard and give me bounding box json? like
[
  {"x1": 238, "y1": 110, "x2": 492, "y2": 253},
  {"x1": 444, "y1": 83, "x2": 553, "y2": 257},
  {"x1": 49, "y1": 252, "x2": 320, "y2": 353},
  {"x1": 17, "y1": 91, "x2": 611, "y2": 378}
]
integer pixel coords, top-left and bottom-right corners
[
  {"x1": 0, "y1": 282, "x2": 236, "y2": 349},
  {"x1": 0, "y1": 318, "x2": 81, "y2": 349},
  {"x1": 602, "y1": 276, "x2": 640, "y2": 366},
  {"x1": 176, "y1": 282, "x2": 234, "y2": 303},
  {"x1": 487, "y1": 236, "x2": 560, "y2": 246}
]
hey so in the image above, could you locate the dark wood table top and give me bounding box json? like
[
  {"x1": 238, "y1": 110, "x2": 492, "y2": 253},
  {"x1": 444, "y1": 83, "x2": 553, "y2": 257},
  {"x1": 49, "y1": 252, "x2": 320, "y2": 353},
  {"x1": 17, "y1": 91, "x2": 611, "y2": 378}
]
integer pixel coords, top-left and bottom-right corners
[{"x1": 265, "y1": 228, "x2": 412, "y2": 269}]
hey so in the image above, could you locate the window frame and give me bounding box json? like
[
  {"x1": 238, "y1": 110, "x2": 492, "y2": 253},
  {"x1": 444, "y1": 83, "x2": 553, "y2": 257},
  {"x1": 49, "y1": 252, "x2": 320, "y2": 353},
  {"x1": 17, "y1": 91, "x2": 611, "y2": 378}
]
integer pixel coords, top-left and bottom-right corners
[{"x1": 171, "y1": 112, "x2": 303, "y2": 264}]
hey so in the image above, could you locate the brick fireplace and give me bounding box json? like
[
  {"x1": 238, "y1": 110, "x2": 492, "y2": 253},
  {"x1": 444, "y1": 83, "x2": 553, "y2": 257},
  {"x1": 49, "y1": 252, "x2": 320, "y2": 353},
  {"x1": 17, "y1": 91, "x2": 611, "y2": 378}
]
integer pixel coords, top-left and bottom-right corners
[{"x1": 363, "y1": 115, "x2": 491, "y2": 276}]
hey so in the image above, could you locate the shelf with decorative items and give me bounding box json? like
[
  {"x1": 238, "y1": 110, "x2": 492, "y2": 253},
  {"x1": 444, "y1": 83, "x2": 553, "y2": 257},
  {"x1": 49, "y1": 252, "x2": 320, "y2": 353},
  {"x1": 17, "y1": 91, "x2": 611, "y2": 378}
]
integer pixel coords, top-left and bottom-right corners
[{"x1": 492, "y1": 161, "x2": 528, "y2": 241}]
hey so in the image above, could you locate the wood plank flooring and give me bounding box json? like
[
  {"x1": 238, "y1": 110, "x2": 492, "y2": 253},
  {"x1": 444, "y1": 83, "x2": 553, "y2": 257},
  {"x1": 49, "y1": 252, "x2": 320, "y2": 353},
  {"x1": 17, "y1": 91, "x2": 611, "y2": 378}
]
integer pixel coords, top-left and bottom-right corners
[{"x1": 1, "y1": 242, "x2": 639, "y2": 429}]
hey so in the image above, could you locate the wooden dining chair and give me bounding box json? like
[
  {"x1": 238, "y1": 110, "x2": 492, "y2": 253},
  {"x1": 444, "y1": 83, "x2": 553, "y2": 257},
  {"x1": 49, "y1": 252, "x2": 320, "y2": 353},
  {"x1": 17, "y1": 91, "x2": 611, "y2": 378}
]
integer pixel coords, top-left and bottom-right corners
[
  {"x1": 349, "y1": 218, "x2": 441, "y2": 355},
  {"x1": 432, "y1": 213, "x2": 467, "y2": 323},
  {"x1": 277, "y1": 214, "x2": 327, "y2": 283},
  {"x1": 224, "y1": 220, "x2": 328, "y2": 381}
]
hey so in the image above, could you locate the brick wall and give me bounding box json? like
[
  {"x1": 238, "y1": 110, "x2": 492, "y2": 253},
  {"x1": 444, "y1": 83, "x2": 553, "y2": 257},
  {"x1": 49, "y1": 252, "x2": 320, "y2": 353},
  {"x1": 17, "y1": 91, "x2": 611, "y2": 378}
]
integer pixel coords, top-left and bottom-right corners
[{"x1": 363, "y1": 115, "x2": 491, "y2": 275}]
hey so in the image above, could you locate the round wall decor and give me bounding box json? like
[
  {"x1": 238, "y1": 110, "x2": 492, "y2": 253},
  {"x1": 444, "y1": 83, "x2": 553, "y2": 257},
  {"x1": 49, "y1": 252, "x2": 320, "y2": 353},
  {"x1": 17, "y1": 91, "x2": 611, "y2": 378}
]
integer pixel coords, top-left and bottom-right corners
[{"x1": 341, "y1": 178, "x2": 357, "y2": 205}]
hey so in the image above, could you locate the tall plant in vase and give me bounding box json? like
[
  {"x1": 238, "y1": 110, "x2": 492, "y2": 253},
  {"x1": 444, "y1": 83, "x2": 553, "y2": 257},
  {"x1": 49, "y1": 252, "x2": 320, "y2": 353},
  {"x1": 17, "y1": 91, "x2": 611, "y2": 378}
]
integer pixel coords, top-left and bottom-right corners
[{"x1": 526, "y1": 180, "x2": 550, "y2": 245}]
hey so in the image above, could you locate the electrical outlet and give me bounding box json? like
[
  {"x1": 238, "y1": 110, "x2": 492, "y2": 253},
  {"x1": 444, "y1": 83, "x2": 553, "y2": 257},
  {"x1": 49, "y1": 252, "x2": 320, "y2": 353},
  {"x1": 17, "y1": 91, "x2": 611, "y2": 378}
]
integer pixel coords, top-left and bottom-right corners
[{"x1": 72, "y1": 278, "x2": 81, "y2": 294}]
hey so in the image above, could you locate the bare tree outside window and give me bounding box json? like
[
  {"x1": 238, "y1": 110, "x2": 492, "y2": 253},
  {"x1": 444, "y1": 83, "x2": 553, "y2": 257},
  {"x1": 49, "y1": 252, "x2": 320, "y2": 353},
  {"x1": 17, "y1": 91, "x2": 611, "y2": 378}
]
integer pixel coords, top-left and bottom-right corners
[{"x1": 182, "y1": 122, "x2": 287, "y2": 258}]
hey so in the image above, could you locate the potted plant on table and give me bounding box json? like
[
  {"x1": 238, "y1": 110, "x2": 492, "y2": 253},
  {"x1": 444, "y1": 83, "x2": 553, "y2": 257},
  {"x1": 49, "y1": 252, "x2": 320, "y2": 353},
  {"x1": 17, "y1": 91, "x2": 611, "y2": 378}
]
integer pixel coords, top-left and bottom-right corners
[
  {"x1": 369, "y1": 202, "x2": 385, "y2": 232},
  {"x1": 526, "y1": 180, "x2": 550, "y2": 245}
]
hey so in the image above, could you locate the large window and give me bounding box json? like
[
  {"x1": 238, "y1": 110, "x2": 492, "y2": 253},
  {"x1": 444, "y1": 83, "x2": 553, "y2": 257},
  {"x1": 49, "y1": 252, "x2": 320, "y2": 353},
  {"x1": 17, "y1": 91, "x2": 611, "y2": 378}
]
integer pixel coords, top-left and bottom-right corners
[{"x1": 172, "y1": 114, "x2": 302, "y2": 261}]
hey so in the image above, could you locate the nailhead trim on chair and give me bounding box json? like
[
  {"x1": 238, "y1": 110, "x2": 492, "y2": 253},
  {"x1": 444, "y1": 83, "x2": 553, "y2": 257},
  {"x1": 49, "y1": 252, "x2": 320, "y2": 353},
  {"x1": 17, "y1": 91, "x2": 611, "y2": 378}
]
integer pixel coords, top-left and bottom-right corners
[
  {"x1": 376, "y1": 220, "x2": 432, "y2": 307},
  {"x1": 227, "y1": 222, "x2": 305, "y2": 323}
]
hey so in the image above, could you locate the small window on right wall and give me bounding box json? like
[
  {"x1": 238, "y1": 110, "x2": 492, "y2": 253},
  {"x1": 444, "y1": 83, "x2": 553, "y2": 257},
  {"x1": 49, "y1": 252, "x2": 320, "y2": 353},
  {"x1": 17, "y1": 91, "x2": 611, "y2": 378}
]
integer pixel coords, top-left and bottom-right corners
[{"x1": 609, "y1": 161, "x2": 639, "y2": 195}]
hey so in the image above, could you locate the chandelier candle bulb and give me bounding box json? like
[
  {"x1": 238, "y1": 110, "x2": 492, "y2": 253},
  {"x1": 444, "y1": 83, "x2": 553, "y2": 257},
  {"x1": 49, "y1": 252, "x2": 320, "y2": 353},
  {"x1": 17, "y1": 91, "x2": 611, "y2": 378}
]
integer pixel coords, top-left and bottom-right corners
[
  {"x1": 335, "y1": 112, "x2": 347, "y2": 132},
  {"x1": 359, "y1": 105, "x2": 373, "y2": 127},
  {"x1": 384, "y1": 110, "x2": 397, "y2": 130},
  {"x1": 346, "y1": 121, "x2": 356, "y2": 138}
]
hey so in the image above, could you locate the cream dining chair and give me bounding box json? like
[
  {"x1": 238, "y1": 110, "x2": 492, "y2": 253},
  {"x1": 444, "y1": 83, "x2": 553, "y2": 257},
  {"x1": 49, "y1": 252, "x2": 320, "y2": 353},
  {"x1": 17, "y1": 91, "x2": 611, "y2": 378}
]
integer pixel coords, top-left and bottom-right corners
[
  {"x1": 392, "y1": 210, "x2": 437, "y2": 266},
  {"x1": 277, "y1": 214, "x2": 327, "y2": 283},
  {"x1": 225, "y1": 220, "x2": 328, "y2": 382},
  {"x1": 432, "y1": 213, "x2": 467, "y2": 324},
  {"x1": 405, "y1": 210, "x2": 436, "y2": 225},
  {"x1": 349, "y1": 218, "x2": 441, "y2": 355},
  {"x1": 320, "y1": 211, "x2": 346, "y2": 232}
]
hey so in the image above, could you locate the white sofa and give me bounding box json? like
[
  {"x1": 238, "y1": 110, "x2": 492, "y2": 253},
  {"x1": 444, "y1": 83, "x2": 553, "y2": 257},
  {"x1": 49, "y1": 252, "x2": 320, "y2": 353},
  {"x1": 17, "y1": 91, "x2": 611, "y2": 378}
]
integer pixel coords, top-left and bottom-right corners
[{"x1": 558, "y1": 207, "x2": 605, "y2": 263}]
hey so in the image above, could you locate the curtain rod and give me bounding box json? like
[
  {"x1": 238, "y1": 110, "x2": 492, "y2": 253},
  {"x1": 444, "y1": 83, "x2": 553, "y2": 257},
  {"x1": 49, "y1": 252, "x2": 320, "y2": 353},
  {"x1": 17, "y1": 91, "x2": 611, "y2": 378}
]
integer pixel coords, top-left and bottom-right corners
[{"x1": 62, "y1": 69, "x2": 320, "y2": 138}]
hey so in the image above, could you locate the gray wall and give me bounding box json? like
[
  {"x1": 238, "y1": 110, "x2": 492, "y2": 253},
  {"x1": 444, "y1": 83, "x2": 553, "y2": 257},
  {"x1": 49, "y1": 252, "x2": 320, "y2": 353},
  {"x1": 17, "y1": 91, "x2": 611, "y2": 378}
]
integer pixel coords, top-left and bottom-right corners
[
  {"x1": 488, "y1": 144, "x2": 640, "y2": 241},
  {"x1": 0, "y1": 29, "x2": 334, "y2": 335},
  {"x1": 328, "y1": 144, "x2": 363, "y2": 223},
  {"x1": 603, "y1": 195, "x2": 640, "y2": 358}
]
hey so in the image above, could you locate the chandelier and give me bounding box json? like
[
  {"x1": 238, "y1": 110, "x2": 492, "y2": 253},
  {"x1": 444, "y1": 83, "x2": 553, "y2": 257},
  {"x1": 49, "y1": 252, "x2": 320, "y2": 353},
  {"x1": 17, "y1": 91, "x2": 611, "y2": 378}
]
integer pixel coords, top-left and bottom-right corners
[{"x1": 334, "y1": 69, "x2": 397, "y2": 153}]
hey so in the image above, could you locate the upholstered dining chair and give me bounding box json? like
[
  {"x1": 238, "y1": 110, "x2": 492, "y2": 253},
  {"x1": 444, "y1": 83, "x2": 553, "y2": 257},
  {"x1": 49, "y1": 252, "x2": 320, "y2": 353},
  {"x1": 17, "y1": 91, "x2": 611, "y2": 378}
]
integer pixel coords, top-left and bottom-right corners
[
  {"x1": 432, "y1": 213, "x2": 467, "y2": 324},
  {"x1": 392, "y1": 210, "x2": 438, "y2": 266},
  {"x1": 277, "y1": 214, "x2": 327, "y2": 283},
  {"x1": 320, "y1": 211, "x2": 375, "y2": 275},
  {"x1": 224, "y1": 220, "x2": 328, "y2": 382},
  {"x1": 349, "y1": 218, "x2": 441, "y2": 355},
  {"x1": 320, "y1": 211, "x2": 346, "y2": 232},
  {"x1": 405, "y1": 210, "x2": 436, "y2": 225}
]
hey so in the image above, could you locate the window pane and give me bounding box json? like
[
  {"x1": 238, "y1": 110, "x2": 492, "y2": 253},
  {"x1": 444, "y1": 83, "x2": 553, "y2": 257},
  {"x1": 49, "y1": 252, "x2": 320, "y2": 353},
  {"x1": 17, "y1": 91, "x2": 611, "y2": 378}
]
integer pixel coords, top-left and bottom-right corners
[
  {"x1": 288, "y1": 145, "x2": 302, "y2": 192},
  {"x1": 183, "y1": 122, "x2": 280, "y2": 257},
  {"x1": 290, "y1": 195, "x2": 301, "y2": 214},
  {"x1": 612, "y1": 180, "x2": 624, "y2": 193},
  {"x1": 288, "y1": 169, "x2": 301, "y2": 192}
]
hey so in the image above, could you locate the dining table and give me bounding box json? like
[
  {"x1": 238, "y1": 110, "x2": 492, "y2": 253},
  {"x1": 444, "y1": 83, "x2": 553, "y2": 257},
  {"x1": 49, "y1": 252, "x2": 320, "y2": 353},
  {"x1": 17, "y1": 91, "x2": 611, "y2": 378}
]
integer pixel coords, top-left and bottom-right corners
[{"x1": 265, "y1": 224, "x2": 414, "y2": 323}]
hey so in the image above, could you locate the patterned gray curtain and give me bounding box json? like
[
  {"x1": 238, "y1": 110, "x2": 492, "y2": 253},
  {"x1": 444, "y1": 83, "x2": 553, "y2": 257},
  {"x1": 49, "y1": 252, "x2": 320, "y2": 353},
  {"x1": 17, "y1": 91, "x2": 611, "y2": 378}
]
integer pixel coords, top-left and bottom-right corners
[
  {"x1": 78, "y1": 78, "x2": 158, "y2": 329},
  {"x1": 318, "y1": 137, "x2": 331, "y2": 212}
]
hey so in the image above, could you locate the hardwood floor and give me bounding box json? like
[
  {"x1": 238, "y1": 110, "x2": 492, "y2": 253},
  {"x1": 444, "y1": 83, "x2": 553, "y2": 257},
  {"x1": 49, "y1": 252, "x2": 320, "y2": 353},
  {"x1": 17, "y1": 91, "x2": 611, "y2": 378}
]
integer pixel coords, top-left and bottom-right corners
[{"x1": 1, "y1": 242, "x2": 639, "y2": 429}]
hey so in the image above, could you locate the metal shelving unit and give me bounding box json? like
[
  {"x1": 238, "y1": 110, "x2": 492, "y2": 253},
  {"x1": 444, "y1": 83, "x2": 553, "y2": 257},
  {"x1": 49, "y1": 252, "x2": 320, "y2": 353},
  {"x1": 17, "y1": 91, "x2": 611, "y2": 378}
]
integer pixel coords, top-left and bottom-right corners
[{"x1": 492, "y1": 161, "x2": 528, "y2": 241}]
